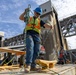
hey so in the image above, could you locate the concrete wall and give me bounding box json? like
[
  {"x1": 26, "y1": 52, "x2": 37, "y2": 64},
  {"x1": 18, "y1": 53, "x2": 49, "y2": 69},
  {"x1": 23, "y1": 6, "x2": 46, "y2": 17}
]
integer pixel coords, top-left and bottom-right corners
[{"x1": 40, "y1": 1, "x2": 52, "y2": 15}]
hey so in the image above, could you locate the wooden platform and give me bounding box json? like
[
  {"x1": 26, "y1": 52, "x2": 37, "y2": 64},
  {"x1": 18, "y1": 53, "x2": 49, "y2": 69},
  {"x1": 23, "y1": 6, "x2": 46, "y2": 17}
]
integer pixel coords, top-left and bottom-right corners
[
  {"x1": 0, "y1": 47, "x2": 26, "y2": 55},
  {"x1": 36, "y1": 59, "x2": 57, "y2": 70}
]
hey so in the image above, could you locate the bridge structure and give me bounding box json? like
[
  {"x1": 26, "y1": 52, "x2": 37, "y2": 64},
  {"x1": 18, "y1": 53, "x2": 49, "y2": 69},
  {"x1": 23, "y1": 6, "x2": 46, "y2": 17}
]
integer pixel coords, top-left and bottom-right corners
[
  {"x1": 3, "y1": 14, "x2": 76, "y2": 47},
  {"x1": 60, "y1": 14, "x2": 76, "y2": 37},
  {"x1": 2, "y1": 13, "x2": 76, "y2": 62},
  {"x1": 0, "y1": 1, "x2": 76, "y2": 74},
  {"x1": 1, "y1": 1, "x2": 76, "y2": 63}
]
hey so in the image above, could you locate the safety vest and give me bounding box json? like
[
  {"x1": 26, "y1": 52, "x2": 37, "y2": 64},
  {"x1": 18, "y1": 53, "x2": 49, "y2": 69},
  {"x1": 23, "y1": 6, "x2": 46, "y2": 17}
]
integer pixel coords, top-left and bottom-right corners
[{"x1": 25, "y1": 17, "x2": 41, "y2": 34}]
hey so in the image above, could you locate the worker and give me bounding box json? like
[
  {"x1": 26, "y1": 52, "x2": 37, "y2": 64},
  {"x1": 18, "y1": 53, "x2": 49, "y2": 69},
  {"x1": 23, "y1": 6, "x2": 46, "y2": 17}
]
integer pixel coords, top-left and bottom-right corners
[
  {"x1": 19, "y1": 7, "x2": 52, "y2": 72},
  {"x1": 57, "y1": 47, "x2": 67, "y2": 65}
]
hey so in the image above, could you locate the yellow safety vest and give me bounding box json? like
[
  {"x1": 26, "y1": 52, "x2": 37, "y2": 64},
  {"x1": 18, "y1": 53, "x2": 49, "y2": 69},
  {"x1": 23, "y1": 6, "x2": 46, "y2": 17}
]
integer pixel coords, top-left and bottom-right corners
[{"x1": 25, "y1": 17, "x2": 41, "y2": 34}]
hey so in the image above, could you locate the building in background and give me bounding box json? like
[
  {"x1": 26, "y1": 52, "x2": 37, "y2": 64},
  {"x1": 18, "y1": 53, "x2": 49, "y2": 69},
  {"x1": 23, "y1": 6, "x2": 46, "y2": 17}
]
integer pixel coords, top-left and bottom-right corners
[{"x1": 0, "y1": 31, "x2": 4, "y2": 47}]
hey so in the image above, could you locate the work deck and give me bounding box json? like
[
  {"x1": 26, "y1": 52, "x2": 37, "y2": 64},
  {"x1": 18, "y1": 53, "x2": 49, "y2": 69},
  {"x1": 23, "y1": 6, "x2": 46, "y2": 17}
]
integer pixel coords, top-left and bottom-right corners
[{"x1": 0, "y1": 64, "x2": 76, "y2": 75}]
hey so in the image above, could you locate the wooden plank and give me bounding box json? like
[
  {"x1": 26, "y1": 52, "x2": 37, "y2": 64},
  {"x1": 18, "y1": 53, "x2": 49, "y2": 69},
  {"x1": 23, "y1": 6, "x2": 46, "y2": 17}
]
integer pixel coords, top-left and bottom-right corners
[
  {"x1": 0, "y1": 66, "x2": 19, "y2": 70},
  {"x1": 36, "y1": 59, "x2": 57, "y2": 70},
  {"x1": 0, "y1": 47, "x2": 26, "y2": 55}
]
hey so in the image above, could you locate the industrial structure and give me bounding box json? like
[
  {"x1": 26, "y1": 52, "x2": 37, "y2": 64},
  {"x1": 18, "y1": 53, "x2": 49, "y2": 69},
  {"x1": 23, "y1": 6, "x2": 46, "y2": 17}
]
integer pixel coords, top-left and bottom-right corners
[
  {"x1": 0, "y1": 0, "x2": 76, "y2": 75},
  {"x1": 1, "y1": 0, "x2": 75, "y2": 62},
  {"x1": 0, "y1": 31, "x2": 4, "y2": 47}
]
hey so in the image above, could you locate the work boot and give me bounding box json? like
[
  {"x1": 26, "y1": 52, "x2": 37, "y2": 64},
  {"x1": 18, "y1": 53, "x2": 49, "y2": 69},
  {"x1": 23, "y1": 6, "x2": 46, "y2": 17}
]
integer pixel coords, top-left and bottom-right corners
[
  {"x1": 31, "y1": 66, "x2": 42, "y2": 71},
  {"x1": 24, "y1": 65, "x2": 31, "y2": 73}
]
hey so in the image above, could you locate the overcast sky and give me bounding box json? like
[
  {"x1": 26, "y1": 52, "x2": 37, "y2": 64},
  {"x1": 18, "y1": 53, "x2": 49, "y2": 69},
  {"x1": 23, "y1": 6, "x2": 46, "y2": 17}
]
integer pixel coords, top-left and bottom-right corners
[{"x1": 0, "y1": 0, "x2": 76, "y2": 49}]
